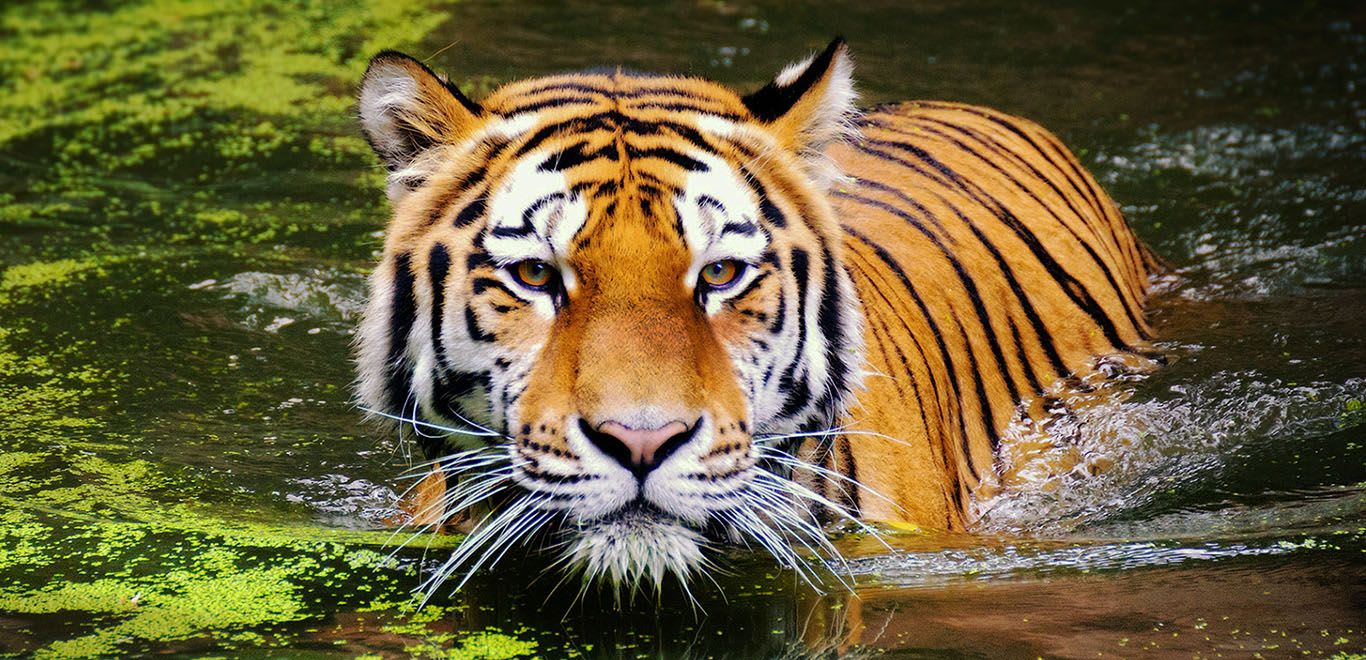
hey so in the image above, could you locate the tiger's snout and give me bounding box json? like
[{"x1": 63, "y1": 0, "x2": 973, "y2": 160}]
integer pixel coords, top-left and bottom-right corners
[{"x1": 579, "y1": 418, "x2": 697, "y2": 478}]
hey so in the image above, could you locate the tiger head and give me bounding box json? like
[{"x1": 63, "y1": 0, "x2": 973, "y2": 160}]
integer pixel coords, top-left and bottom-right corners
[{"x1": 354, "y1": 39, "x2": 866, "y2": 590}]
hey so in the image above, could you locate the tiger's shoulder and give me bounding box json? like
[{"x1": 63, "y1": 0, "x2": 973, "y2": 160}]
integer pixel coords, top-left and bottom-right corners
[{"x1": 819, "y1": 100, "x2": 1161, "y2": 527}]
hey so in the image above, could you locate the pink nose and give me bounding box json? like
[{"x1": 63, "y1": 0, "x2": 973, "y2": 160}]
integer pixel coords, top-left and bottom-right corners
[
  {"x1": 598, "y1": 420, "x2": 688, "y2": 467},
  {"x1": 579, "y1": 418, "x2": 694, "y2": 475}
]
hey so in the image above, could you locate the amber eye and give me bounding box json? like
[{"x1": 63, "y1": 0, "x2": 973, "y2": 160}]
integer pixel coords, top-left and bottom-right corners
[
  {"x1": 700, "y1": 260, "x2": 745, "y2": 290},
  {"x1": 511, "y1": 260, "x2": 556, "y2": 290}
]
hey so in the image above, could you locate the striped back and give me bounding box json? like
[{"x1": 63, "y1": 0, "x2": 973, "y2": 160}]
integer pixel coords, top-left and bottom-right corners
[{"x1": 823, "y1": 102, "x2": 1156, "y2": 527}]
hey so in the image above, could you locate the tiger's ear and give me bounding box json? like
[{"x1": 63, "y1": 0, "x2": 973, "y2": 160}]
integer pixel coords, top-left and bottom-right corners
[
  {"x1": 742, "y1": 38, "x2": 857, "y2": 185},
  {"x1": 358, "y1": 50, "x2": 484, "y2": 197}
]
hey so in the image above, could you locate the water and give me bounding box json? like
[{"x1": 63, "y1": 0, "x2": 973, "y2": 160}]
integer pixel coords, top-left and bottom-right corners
[{"x1": 1, "y1": 0, "x2": 1362, "y2": 657}]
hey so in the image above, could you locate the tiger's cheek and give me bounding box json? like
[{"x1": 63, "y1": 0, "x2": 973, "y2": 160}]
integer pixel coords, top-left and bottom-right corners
[
  {"x1": 482, "y1": 301, "x2": 547, "y2": 347},
  {"x1": 708, "y1": 310, "x2": 749, "y2": 346},
  {"x1": 707, "y1": 273, "x2": 785, "y2": 402},
  {"x1": 502, "y1": 317, "x2": 580, "y2": 452}
]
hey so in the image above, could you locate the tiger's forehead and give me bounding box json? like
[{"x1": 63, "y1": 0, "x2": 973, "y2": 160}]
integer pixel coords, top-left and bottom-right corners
[
  {"x1": 480, "y1": 70, "x2": 751, "y2": 119},
  {"x1": 479, "y1": 144, "x2": 766, "y2": 270},
  {"x1": 468, "y1": 71, "x2": 766, "y2": 269}
]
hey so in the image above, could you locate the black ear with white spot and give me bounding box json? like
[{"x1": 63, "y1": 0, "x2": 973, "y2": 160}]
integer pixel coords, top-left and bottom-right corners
[
  {"x1": 357, "y1": 50, "x2": 484, "y2": 197},
  {"x1": 743, "y1": 38, "x2": 858, "y2": 187}
]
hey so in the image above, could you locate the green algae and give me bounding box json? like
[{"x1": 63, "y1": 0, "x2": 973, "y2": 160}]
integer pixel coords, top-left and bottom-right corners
[
  {"x1": 0, "y1": 0, "x2": 440, "y2": 247},
  {"x1": 0, "y1": 475, "x2": 466, "y2": 657},
  {"x1": 0, "y1": 252, "x2": 472, "y2": 656},
  {"x1": 0, "y1": 257, "x2": 103, "y2": 290},
  {"x1": 412, "y1": 631, "x2": 539, "y2": 659}
]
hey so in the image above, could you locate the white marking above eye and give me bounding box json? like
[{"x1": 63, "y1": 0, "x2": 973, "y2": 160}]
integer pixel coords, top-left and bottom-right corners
[
  {"x1": 673, "y1": 151, "x2": 769, "y2": 290},
  {"x1": 483, "y1": 156, "x2": 588, "y2": 266}
]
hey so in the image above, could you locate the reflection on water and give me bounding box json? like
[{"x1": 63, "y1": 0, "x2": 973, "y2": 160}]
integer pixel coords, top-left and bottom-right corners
[{"x1": 0, "y1": 0, "x2": 1363, "y2": 656}]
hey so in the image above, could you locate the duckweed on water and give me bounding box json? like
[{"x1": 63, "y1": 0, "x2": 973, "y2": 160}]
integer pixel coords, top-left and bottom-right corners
[
  {"x1": 0, "y1": 0, "x2": 456, "y2": 247},
  {"x1": 0, "y1": 203, "x2": 515, "y2": 659}
]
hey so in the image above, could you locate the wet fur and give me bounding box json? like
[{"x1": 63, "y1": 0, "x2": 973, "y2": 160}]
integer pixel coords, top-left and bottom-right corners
[{"x1": 354, "y1": 39, "x2": 1156, "y2": 592}]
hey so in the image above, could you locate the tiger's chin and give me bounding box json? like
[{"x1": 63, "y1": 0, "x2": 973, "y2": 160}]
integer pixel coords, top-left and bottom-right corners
[{"x1": 564, "y1": 505, "x2": 708, "y2": 590}]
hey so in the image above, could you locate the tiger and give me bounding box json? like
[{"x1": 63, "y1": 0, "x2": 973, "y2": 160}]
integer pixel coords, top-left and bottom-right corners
[{"x1": 353, "y1": 38, "x2": 1158, "y2": 591}]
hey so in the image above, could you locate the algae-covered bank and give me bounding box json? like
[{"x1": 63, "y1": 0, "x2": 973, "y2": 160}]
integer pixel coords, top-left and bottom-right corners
[{"x1": 2, "y1": 0, "x2": 1364, "y2": 657}]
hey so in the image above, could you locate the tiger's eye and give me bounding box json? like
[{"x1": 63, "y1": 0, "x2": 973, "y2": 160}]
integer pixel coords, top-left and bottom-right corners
[
  {"x1": 700, "y1": 260, "x2": 744, "y2": 289},
  {"x1": 513, "y1": 260, "x2": 554, "y2": 289}
]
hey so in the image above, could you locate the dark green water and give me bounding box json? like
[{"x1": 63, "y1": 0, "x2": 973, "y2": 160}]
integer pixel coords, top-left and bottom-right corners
[{"x1": 1, "y1": 0, "x2": 1362, "y2": 657}]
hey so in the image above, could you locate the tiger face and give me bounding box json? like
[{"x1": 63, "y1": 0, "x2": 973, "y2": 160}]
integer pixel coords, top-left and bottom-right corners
[{"x1": 355, "y1": 40, "x2": 865, "y2": 589}]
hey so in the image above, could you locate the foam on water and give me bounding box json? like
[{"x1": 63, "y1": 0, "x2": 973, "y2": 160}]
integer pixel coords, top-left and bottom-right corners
[{"x1": 975, "y1": 374, "x2": 1364, "y2": 535}]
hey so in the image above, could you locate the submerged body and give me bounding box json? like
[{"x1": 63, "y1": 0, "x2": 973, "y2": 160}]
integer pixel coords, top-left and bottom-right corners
[{"x1": 353, "y1": 39, "x2": 1155, "y2": 590}]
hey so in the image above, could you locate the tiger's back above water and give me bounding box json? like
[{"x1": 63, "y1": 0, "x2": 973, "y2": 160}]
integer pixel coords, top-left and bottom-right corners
[
  {"x1": 821, "y1": 102, "x2": 1157, "y2": 529},
  {"x1": 353, "y1": 37, "x2": 1157, "y2": 589}
]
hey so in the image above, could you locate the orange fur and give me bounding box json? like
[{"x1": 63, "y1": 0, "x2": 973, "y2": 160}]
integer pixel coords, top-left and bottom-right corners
[{"x1": 355, "y1": 42, "x2": 1155, "y2": 543}]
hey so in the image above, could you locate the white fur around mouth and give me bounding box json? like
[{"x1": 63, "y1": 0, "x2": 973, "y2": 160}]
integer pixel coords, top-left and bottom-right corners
[{"x1": 564, "y1": 507, "x2": 707, "y2": 589}]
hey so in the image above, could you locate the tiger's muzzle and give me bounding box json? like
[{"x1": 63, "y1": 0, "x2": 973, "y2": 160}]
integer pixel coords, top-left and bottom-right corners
[{"x1": 579, "y1": 417, "x2": 699, "y2": 480}]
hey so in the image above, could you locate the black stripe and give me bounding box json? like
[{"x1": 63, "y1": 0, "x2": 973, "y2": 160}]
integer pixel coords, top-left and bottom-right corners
[
  {"x1": 721, "y1": 220, "x2": 759, "y2": 236},
  {"x1": 385, "y1": 253, "x2": 417, "y2": 417},
  {"x1": 513, "y1": 111, "x2": 722, "y2": 159},
  {"x1": 840, "y1": 183, "x2": 1022, "y2": 404},
  {"x1": 471, "y1": 276, "x2": 516, "y2": 298},
  {"x1": 464, "y1": 306, "x2": 495, "y2": 343},
  {"x1": 722, "y1": 269, "x2": 770, "y2": 303},
  {"x1": 489, "y1": 191, "x2": 568, "y2": 239},
  {"x1": 952, "y1": 315, "x2": 1003, "y2": 452},
  {"x1": 519, "y1": 194, "x2": 568, "y2": 229},
  {"x1": 501, "y1": 81, "x2": 611, "y2": 99},
  {"x1": 1037, "y1": 128, "x2": 1152, "y2": 290},
  {"x1": 931, "y1": 189, "x2": 1067, "y2": 386},
  {"x1": 630, "y1": 102, "x2": 742, "y2": 119},
  {"x1": 539, "y1": 141, "x2": 616, "y2": 172},
  {"x1": 1008, "y1": 321, "x2": 1044, "y2": 395},
  {"x1": 891, "y1": 117, "x2": 1147, "y2": 331},
  {"x1": 466, "y1": 251, "x2": 492, "y2": 271},
  {"x1": 813, "y1": 248, "x2": 852, "y2": 414},
  {"x1": 453, "y1": 196, "x2": 487, "y2": 228},
  {"x1": 489, "y1": 225, "x2": 535, "y2": 239},
  {"x1": 613, "y1": 84, "x2": 734, "y2": 100},
  {"x1": 776, "y1": 249, "x2": 811, "y2": 419},
  {"x1": 428, "y1": 243, "x2": 451, "y2": 369},
  {"x1": 626, "y1": 145, "x2": 708, "y2": 171},
  {"x1": 750, "y1": 176, "x2": 788, "y2": 229},
  {"x1": 768, "y1": 275, "x2": 787, "y2": 335},
  {"x1": 915, "y1": 103, "x2": 1150, "y2": 307},
  {"x1": 845, "y1": 228, "x2": 981, "y2": 482},
  {"x1": 696, "y1": 194, "x2": 726, "y2": 214},
  {"x1": 904, "y1": 116, "x2": 1122, "y2": 260},
  {"x1": 853, "y1": 139, "x2": 1132, "y2": 351},
  {"x1": 838, "y1": 435, "x2": 861, "y2": 516},
  {"x1": 504, "y1": 95, "x2": 600, "y2": 114}
]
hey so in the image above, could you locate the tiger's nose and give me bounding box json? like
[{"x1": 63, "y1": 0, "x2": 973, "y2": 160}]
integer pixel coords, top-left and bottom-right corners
[{"x1": 579, "y1": 418, "x2": 696, "y2": 477}]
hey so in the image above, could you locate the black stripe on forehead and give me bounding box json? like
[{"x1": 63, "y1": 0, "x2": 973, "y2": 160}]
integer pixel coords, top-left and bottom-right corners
[
  {"x1": 488, "y1": 191, "x2": 568, "y2": 239},
  {"x1": 539, "y1": 141, "x2": 618, "y2": 172},
  {"x1": 498, "y1": 77, "x2": 735, "y2": 103},
  {"x1": 453, "y1": 195, "x2": 488, "y2": 228},
  {"x1": 626, "y1": 145, "x2": 708, "y2": 172},
  {"x1": 513, "y1": 111, "x2": 721, "y2": 159}
]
